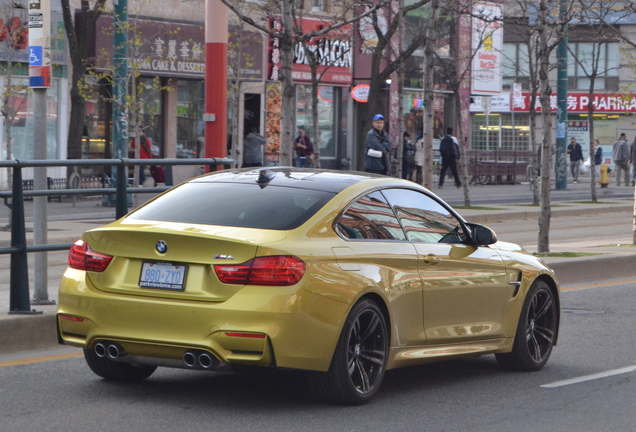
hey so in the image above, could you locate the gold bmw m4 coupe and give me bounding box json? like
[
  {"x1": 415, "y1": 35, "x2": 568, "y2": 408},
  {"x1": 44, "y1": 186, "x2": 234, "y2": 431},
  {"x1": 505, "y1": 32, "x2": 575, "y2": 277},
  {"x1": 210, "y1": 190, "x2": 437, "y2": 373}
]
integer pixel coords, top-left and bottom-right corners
[{"x1": 57, "y1": 168, "x2": 560, "y2": 405}]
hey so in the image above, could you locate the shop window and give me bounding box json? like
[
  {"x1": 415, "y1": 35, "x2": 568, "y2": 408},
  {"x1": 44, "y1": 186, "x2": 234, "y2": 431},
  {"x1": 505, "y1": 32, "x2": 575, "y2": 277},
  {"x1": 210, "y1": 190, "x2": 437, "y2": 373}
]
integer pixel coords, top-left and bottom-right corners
[
  {"x1": 3, "y1": 78, "x2": 60, "y2": 160},
  {"x1": 471, "y1": 114, "x2": 529, "y2": 151},
  {"x1": 177, "y1": 80, "x2": 205, "y2": 158},
  {"x1": 135, "y1": 77, "x2": 163, "y2": 158},
  {"x1": 295, "y1": 84, "x2": 336, "y2": 158}
]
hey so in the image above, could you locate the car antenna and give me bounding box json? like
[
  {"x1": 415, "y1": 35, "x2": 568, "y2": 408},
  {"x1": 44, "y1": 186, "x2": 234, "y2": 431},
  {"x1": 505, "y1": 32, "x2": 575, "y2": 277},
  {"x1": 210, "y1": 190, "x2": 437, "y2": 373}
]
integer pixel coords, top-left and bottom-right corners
[{"x1": 256, "y1": 169, "x2": 275, "y2": 188}]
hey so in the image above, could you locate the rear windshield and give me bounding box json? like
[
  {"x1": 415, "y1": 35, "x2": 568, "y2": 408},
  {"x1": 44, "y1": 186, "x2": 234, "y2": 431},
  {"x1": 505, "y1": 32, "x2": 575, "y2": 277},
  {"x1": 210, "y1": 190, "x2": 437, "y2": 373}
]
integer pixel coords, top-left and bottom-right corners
[{"x1": 129, "y1": 182, "x2": 336, "y2": 230}]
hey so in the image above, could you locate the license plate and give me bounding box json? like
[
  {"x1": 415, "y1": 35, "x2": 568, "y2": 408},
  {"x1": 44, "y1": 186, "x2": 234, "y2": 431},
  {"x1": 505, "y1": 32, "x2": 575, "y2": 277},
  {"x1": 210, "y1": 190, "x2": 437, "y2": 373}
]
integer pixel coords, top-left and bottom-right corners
[{"x1": 139, "y1": 261, "x2": 188, "y2": 291}]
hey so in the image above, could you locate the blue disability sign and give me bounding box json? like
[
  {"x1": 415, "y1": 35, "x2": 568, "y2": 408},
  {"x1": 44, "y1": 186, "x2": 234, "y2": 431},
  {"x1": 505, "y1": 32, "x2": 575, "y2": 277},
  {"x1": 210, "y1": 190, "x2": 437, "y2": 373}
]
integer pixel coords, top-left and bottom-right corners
[{"x1": 29, "y1": 46, "x2": 43, "y2": 66}]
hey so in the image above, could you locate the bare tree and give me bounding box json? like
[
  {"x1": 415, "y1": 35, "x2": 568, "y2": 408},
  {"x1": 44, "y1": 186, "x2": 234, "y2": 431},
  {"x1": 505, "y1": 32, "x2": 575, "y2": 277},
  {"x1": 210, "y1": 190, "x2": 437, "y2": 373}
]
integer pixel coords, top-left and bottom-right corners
[
  {"x1": 221, "y1": 0, "x2": 381, "y2": 166},
  {"x1": 61, "y1": 0, "x2": 108, "y2": 161},
  {"x1": 535, "y1": 0, "x2": 571, "y2": 253}
]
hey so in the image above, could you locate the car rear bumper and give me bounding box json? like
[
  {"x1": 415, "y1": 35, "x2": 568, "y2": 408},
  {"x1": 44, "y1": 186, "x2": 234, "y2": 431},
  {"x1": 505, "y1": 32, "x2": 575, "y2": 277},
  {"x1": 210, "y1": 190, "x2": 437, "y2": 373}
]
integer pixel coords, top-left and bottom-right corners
[{"x1": 57, "y1": 268, "x2": 348, "y2": 372}]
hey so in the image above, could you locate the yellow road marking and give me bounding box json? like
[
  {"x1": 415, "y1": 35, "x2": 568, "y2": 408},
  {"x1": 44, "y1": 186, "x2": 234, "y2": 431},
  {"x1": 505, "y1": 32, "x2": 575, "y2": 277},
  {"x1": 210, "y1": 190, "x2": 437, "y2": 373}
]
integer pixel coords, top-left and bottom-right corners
[
  {"x1": 562, "y1": 278, "x2": 636, "y2": 291},
  {"x1": 0, "y1": 351, "x2": 83, "y2": 367}
]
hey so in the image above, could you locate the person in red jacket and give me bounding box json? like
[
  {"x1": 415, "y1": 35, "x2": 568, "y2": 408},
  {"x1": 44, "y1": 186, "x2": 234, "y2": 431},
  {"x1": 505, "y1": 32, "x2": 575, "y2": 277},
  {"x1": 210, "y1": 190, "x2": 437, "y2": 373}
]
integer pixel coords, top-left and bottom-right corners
[{"x1": 131, "y1": 127, "x2": 153, "y2": 185}]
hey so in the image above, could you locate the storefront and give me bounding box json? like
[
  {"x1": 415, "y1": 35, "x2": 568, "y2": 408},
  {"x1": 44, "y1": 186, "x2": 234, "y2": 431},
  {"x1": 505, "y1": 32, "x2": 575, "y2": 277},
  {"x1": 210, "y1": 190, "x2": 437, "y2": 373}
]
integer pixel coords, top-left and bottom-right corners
[
  {"x1": 470, "y1": 94, "x2": 531, "y2": 151},
  {"x1": 88, "y1": 16, "x2": 206, "y2": 167},
  {"x1": 469, "y1": 92, "x2": 636, "y2": 169},
  {"x1": 266, "y1": 17, "x2": 352, "y2": 169},
  {"x1": 0, "y1": 10, "x2": 68, "y2": 187}
]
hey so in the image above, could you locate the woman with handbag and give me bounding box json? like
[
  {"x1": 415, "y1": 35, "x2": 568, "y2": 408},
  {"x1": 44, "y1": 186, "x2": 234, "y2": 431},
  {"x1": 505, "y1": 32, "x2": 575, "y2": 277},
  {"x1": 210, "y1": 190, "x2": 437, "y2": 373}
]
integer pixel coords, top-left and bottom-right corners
[{"x1": 364, "y1": 114, "x2": 392, "y2": 175}]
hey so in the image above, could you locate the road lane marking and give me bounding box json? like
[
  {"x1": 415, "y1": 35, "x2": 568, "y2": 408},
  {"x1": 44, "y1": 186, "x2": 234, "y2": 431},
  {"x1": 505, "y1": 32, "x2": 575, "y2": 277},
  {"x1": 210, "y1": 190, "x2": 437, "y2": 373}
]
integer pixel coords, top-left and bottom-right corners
[
  {"x1": 561, "y1": 278, "x2": 636, "y2": 291},
  {"x1": 0, "y1": 351, "x2": 83, "y2": 368},
  {"x1": 541, "y1": 365, "x2": 636, "y2": 388}
]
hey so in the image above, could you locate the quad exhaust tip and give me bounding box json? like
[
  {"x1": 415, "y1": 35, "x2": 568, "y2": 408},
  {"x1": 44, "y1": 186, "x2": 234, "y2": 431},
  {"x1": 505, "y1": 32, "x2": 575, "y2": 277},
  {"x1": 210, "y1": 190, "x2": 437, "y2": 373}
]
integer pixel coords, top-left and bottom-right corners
[
  {"x1": 183, "y1": 350, "x2": 217, "y2": 369},
  {"x1": 93, "y1": 341, "x2": 126, "y2": 360},
  {"x1": 94, "y1": 342, "x2": 107, "y2": 358},
  {"x1": 183, "y1": 351, "x2": 197, "y2": 367}
]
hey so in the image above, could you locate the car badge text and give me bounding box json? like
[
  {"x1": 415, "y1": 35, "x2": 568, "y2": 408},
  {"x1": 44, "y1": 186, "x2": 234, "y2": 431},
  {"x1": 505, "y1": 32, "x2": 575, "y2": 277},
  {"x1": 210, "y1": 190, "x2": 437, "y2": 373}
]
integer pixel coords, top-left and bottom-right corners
[
  {"x1": 214, "y1": 255, "x2": 234, "y2": 260},
  {"x1": 156, "y1": 240, "x2": 168, "y2": 253}
]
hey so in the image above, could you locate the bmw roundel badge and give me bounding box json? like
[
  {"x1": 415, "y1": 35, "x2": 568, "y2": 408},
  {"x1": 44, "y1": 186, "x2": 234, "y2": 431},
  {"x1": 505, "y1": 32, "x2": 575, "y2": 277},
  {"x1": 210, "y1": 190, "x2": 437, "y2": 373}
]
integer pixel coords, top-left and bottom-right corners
[{"x1": 156, "y1": 240, "x2": 168, "y2": 254}]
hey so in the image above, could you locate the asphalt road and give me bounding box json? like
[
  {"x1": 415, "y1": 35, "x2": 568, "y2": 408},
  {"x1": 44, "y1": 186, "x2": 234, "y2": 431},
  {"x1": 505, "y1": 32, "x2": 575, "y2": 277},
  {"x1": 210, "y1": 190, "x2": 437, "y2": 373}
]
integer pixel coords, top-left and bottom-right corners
[{"x1": 2, "y1": 278, "x2": 635, "y2": 432}]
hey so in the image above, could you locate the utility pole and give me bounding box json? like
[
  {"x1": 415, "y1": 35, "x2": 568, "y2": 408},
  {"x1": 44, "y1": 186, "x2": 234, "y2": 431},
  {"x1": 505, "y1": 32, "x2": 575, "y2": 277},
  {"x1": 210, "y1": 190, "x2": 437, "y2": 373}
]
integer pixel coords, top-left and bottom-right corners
[{"x1": 555, "y1": 0, "x2": 568, "y2": 190}]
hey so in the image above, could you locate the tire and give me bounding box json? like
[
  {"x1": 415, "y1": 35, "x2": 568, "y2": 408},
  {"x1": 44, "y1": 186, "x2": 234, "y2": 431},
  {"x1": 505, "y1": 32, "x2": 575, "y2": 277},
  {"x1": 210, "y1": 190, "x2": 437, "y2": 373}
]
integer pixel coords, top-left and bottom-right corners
[
  {"x1": 307, "y1": 299, "x2": 388, "y2": 405},
  {"x1": 496, "y1": 280, "x2": 557, "y2": 371},
  {"x1": 84, "y1": 349, "x2": 157, "y2": 382},
  {"x1": 478, "y1": 174, "x2": 491, "y2": 185}
]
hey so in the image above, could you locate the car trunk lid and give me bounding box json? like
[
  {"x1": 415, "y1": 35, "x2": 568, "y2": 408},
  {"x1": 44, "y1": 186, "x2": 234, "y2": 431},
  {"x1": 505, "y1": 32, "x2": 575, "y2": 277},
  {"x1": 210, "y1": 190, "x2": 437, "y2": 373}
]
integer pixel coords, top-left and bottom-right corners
[{"x1": 83, "y1": 220, "x2": 286, "y2": 302}]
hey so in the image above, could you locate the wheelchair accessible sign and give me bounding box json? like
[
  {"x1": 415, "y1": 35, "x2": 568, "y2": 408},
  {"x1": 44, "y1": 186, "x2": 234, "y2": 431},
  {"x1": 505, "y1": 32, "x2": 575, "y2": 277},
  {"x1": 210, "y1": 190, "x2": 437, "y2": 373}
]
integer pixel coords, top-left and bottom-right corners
[{"x1": 28, "y1": 1, "x2": 51, "y2": 88}]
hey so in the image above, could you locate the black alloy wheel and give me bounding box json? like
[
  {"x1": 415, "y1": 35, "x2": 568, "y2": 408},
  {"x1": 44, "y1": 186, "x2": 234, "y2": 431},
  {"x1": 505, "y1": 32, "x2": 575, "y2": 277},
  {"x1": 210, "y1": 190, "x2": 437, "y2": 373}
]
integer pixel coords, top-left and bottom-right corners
[
  {"x1": 496, "y1": 280, "x2": 558, "y2": 371},
  {"x1": 307, "y1": 298, "x2": 388, "y2": 405}
]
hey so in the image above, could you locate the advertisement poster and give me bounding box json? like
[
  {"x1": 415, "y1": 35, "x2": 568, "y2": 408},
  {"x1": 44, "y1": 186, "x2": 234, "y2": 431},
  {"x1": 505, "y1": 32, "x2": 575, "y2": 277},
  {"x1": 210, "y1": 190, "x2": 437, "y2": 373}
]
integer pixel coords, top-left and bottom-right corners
[
  {"x1": 264, "y1": 82, "x2": 281, "y2": 166},
  {"x1": 471, "y1": 2, "x2": 503, "y2": 95}
]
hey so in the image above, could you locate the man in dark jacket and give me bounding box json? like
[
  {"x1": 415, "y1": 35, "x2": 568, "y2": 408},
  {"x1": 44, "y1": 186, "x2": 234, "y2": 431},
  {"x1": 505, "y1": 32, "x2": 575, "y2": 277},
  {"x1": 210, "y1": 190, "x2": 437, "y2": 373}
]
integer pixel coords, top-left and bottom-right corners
[
  {"x1": 567, "y1": 137, "x2": 584, "y2": 184},
  {"x1": 438, "y1": 127, "x2": 461, "y2": 189},
  {"x1": 364, "y1": 114, "x2": 392, "y2": 175}
]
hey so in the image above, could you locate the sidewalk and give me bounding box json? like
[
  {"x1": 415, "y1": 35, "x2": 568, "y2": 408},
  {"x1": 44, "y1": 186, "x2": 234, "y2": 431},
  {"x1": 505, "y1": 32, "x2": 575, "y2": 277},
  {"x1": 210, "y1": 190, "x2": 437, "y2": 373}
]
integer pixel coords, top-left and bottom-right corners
[{"x1": 1, "y1": 180, "x2": 635, "y2": 353}]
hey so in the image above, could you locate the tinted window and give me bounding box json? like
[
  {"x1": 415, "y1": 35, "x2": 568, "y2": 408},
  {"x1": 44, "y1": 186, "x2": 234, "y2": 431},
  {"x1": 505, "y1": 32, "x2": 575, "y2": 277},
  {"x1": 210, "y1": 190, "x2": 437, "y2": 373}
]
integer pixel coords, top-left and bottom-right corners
[
  {"x1": 381, "y1": 188, "x2": 467, "y2": 243},
  {"x1": 129, "y1": 183, "x2": 335, "y2": 230},
  {"x1": 335, "y1": 191, "x2": 406, "y2": 241}
]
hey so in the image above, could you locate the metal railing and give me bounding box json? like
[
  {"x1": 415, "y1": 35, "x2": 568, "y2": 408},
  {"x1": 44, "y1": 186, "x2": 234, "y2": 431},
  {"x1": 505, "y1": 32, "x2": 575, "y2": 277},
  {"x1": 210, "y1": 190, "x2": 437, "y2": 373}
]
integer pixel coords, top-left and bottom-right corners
[{"x1": 0, "y1": 158, "x2": 233, "y2": 314}]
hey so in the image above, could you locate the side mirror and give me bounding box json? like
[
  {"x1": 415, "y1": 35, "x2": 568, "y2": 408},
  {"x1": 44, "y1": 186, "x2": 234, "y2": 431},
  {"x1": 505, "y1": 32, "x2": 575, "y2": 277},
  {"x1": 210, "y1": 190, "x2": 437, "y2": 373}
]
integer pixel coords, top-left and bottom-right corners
[{"x1": 467, "y1": 223, "x2": 497, "y2": 246}]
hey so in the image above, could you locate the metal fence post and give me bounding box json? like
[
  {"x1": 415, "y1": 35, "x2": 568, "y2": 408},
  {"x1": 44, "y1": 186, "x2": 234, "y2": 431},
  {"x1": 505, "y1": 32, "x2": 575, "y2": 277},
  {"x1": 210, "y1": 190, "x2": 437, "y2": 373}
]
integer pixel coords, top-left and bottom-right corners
[
  {"x1": 9, "y1": 165, "x2": 41, "y2": 314},
  {"x1": 116, "y1": 160, "x2": 128, "y2": 219}
]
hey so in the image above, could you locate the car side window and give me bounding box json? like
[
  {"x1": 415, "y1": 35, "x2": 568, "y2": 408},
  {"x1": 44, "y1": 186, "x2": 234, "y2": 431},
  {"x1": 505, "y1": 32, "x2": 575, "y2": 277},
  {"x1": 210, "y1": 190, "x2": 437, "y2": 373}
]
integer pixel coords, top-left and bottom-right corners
[
  {"x1": 381, "y1": 188, "x2": 467, "y2": 244},
  {"x1": 335, "y1": 191, "x2": 407, "y2": 241}
]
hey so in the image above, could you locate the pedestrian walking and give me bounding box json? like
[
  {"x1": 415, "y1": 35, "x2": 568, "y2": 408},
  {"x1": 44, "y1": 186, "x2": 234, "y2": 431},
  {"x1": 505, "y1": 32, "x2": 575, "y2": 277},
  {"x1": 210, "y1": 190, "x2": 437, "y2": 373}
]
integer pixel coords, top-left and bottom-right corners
[
  {"x1": 593, "y1": 140, "x2": 603, "y2": 180},
  {"x1": 401, "y1": 132, "x2": 415, "y2": 180},
  {"x1": 567, "y1": 137, "x2": 584, "y2": 183},
  {"x1": 630, "y1": 136, "x2": 636, "y2": 186},
  {"x1": 364, "y1": 114, "x2": 392, "y2": 175},
  {"x1": 414, "y1": 134, "x2": 424, "y2": 184},
  {"x1": 438, "y1": 127, "x2": 461, "y2": 189},
  {"x1": 612, "y1": 132, "x2": 630, "y2": 186},
  {"x1": 242, "y1": 127, "x2": 265, "y2": 168}
]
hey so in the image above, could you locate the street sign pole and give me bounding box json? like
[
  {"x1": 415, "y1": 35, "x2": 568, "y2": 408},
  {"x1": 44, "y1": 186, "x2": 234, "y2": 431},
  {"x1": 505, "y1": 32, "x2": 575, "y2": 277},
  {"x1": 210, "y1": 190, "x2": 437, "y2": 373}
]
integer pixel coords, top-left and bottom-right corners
[{"x1": 28, "y1": 0, "x2": 54, "y2": 306}]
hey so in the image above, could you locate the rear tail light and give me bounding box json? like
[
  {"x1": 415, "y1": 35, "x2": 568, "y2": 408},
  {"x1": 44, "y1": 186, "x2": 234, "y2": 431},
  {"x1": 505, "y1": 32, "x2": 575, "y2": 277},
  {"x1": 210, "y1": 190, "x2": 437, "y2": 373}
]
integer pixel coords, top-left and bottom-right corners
[
  {"x1": 68, "y1": 240, "x2": 113, "y2": 272},
  {"x1": 214, "y1": 256, "x2": 305, "y2": 286}
]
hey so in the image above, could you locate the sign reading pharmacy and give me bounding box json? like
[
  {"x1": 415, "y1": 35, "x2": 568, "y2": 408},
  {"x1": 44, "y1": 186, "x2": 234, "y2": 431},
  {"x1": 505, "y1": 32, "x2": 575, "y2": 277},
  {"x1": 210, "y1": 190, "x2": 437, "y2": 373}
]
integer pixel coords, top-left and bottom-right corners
[{"x1": 513, "y1": 93, "x2": 636, "y2": 113}]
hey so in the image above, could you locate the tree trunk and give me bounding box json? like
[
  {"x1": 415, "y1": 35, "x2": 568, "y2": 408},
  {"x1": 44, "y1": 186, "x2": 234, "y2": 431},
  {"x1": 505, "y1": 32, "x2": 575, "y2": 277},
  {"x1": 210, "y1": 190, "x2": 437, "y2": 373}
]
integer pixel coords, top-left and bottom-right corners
[
  {"x1": 422, "y1": 0, "x2": 438, "y2": 189},
  {"x1": 537, "y1": 0, "x2": 552, "y2": 253}
]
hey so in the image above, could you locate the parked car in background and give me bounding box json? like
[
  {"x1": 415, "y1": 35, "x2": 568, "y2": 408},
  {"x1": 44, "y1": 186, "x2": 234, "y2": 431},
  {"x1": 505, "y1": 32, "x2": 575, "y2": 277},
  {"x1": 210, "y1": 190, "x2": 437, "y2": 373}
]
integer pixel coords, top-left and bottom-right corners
[{"x1": 57, "y1": 168, "x2": 561, "y2": 405}]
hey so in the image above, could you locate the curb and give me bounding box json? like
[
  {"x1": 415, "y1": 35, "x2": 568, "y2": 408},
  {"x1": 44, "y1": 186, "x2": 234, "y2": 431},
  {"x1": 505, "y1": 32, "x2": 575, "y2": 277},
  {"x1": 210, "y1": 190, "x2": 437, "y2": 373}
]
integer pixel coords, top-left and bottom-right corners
[
  {"x1": 545, "y1": 253, "x2": 636, "y2": 286},
  {"x1": 463, "y1": 204, "x2": 633, "y2": 225},
  {"x1": 0, "y1": 314, "x2": 59, "y2": 354}
]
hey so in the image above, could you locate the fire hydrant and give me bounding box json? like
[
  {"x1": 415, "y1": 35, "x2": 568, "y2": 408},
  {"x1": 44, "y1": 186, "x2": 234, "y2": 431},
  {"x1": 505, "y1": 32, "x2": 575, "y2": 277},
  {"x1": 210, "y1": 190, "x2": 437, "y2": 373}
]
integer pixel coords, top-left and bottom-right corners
[{"x1": 600, "y1": 164, "x2": 610, "y2": 188}]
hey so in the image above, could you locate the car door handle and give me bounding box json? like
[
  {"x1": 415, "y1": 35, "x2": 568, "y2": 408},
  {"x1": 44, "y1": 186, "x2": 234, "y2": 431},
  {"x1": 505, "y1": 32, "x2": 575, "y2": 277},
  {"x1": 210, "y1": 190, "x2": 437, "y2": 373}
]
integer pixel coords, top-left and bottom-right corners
[{"x1": 423, "y1": 254, "x2": 441, "y2": 265}]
